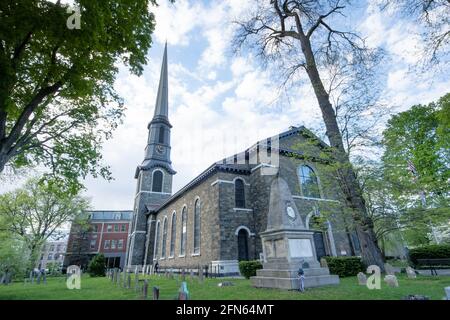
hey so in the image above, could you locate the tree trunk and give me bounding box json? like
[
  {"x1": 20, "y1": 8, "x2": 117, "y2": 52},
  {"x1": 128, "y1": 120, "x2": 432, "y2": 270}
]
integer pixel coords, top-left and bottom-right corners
[{"x1": 299, "y1": 34, "x2": 385, "y2": 270}]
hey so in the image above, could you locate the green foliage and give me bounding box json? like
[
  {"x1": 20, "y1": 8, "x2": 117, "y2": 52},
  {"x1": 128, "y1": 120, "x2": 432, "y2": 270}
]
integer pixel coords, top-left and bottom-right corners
[
  {"x1": 325, "y1": 257, "x2": 365, "y2": 277},
  {"x1": 238, "y1": 260, "x2": 262, "y2": 279},
  {"x1": 0, "y1": 0, "x2": 159, "y2": 191},
  {"x1": 409, "y1": 244, "x2": 450, "y2": 266},
  {"x1": 87, "y1": 254, "x2": 106, "y2": 277}
]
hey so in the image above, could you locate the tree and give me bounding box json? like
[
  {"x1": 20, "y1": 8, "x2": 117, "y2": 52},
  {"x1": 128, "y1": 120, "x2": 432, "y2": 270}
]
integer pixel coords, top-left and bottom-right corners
[
  {"x1": 87, "y1": 254, "x2": 106, "y2": 277},
  {"x1": 0, "y1": 177, "x2": 90, "y2": 269},
  {"x1": 379, "y1": 0, "x2": 450, "y2": 66},
  {"x1": 0, "y1": 0, "x2": 158, "y2": 191},
  {"x1": 234, "y1": 0, "x2": 385, "y2": 268}
]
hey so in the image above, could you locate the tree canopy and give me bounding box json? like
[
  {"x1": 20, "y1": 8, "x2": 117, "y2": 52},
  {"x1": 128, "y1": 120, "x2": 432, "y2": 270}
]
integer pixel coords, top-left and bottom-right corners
[{"x1": 0, "y1": 0, "x2": 158, "y2": 191}]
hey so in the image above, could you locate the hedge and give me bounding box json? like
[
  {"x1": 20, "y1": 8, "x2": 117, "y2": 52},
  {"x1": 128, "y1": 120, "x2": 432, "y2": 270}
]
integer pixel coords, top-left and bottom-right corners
[
  {"x1": 324, "y1": 256, "x2": 365, "y2": 277},
  {"x1": 409, "y1": 244, "x2": 450, "y2": 266},
  {"x1": 239, "y1": 260, "x2": 263, "y2": 279}
]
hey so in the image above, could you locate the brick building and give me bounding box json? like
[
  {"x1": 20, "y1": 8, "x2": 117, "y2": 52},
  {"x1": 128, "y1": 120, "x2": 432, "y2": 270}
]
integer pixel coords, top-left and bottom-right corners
[
  {"x1": 126, "y1": 45, "x2": 361, "y2": 275},
  {"x1": 64, "y1": 210, "x2": 132, "y2": 270}
]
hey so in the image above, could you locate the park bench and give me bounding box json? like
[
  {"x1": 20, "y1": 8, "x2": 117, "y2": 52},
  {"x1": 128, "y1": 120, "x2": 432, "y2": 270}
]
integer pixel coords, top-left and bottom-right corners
[{"x1": 416, "y1": 258, "x2": 450, "y2": 276}]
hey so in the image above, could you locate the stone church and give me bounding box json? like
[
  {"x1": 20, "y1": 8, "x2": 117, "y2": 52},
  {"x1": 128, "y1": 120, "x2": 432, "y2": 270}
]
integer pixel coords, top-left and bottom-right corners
[{"x1": 126, "y1": 45, "x2": 361, "y2": 275}]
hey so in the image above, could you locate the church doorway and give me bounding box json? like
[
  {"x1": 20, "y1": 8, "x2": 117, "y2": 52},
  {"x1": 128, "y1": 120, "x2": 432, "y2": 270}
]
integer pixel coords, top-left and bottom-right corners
[{"x1": 237, "y1": 229, "x2": 249, "y2": 261}]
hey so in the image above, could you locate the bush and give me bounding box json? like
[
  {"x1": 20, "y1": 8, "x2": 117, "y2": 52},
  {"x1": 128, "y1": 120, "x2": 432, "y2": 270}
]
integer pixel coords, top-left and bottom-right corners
[
  {"x1": 87, "y1": 254, "x2": 106, "y2": 277},
  {"x1": 409, "y1": 244, "x2": 450, "y2": 266},
  {"x1": 324, "y1": 256, "x2": 365, "y2": 277},
  {"x1": 239, "y1": 260, "x2": 262, "y2": 279}
]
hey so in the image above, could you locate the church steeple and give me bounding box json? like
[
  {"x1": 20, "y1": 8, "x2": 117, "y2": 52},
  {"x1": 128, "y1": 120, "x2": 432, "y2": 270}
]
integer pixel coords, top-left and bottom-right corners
[{"x1": 136, "y1": 43, "x2": 176, "y2": 177}]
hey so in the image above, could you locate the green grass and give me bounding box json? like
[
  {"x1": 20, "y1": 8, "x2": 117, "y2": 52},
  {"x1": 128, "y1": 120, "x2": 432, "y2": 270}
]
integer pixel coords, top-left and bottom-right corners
[{"x1": 0, "y1": 274, "x2": 448, "y2": 300}]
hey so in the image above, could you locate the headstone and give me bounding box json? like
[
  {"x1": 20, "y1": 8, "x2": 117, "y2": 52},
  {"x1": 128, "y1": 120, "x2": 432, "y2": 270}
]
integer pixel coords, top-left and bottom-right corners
[
  {"x1": 127, "y1": 274, "x2": 131, "y2": 289},
  {"x1": 29, "y1": 270, "x2": 34, "y2": 284},
  {"x1": 406, "y1": 266, "x2": 416, "y2": 279},
  {"x1": 152, "y1": 286, "x2": 160, "y2": 300},
  {"x1": 189, "y1": 269, "x2": 194, "y2": 280},
  {"x1": 42, "y1": 271, "x2": 47, "y2": 284},
  {"x1": 384, "y1": 275, "x2": 399, "y2": 287},
  {"x1": 181, "y1": 269, "x2": 186, "y2": 281},
  {"x1": 0, "y1": 272, "x2": 5, "y2": 284},
  {"x1": 320, "y1": 258, "x2": 328, "y2": 269},
  {"x1": 178, "y1": 281, "x2": 189, "y2": 300},
  {"x1": 217, "y1": 281, "x2": 234, "y2": 287},
  {"x1": 117, "y1": 271, "x2": 121, "y2": 285},
  {"x1": 36, "y1": 271, "x2": 41, "y2": 284},
  {"x1": 357, "y1": 272, "x2": 367, "y2": 286},
  {"x1": 384, "y1": 263, "x2": 395, "y2": 275},
  {"x1": 444, "y1": 287, "x2": 450, "y2": 300},
  {"x1": 198, "y1": 266, "x2": 204, "y2": 283},
  {"x1": 142, "y1": 279, "x2": 148, "y2": 299},
  {"x1": 134, "y1": 273, "x2": 139, "y2": 291}
]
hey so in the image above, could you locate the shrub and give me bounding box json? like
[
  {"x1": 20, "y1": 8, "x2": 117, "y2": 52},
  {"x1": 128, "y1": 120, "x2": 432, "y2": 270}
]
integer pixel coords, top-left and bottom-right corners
[
  {"x1": 239, "y1": 260, "x2": 262, "y2": 279},
  {"x1": 324, "y1": 256, "x2": 365, "y2": 277},
  {"x1": 87, "y1": 254, "x2": 106, "y2": 277},
  {"x1": 408, "y1": 244, "x2": 450, "y2": 266}
]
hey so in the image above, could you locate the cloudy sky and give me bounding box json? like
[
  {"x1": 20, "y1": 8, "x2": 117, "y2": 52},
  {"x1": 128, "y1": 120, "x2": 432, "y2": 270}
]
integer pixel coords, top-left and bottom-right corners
[{"x1": 2, "y1": 0, "x2": 449, "y2": 210}]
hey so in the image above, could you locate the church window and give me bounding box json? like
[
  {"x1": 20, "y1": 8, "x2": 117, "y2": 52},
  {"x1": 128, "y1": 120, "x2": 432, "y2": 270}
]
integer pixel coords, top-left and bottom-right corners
[
  {"x1": 158, "y1": 126, "x2": 165, "y2": 144},
  {"x1": 298, "y1": 165, "x2": 321, "y2": 198},
  {"x1": 161, "y1": 217, "x2": 168, "y2": 258},
  {"x1": 193, "y1": 199, "x2": 201, "y2": 254},
  {"x1": 152, "y1": 170, "x2": 163, "y2": 192},
  {"x1": 235, "y1": 179, "x2": 245, "y2": 208},
  {"x1": 180, "y1": 207, "x2": 187, "y2": 256},
  {"x1": 154, "y1": 220, "x2": 160, "y2": 259},
  {"x1": 170, "y1": 211, "x2": 176, "y2": 257}
]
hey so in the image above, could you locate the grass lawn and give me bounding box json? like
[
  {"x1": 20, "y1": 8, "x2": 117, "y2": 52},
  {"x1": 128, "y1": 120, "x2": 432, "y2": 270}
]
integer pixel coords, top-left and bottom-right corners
[{"x1": 0, "y1": 274, "x2": 448, "y2": 300}]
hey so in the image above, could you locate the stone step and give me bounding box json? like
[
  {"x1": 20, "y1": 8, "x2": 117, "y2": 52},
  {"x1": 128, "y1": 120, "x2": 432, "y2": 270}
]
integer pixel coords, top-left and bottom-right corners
[
  {"x1": 256, "y1": 268, "x2": 330, "y2": 278},
  {"x1": 251, "y1": 275, "x2": 340, "y2": 290}
]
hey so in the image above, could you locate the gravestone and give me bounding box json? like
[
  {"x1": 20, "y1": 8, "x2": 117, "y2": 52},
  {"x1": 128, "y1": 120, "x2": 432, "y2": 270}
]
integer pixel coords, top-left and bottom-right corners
[
  {"x1": 142, "y1": 279, "x2": 148, "y2": 299},
  {"x1": 357, "y1": 272, "x2": 367, "y2": 286},
  {"x1": 153, "y1": 286, "x2": 160, "y2": 300},
  {"x1": 218, "y1": 281, "x2": 234, "y2": 287},
  {"x1": 178, "y1": 281, "x2": 189, "y2": 300},
  {"x1": 384, "y1": 275, "x2": 399, "y2": 287},
  {"x1": 134, "y1": 273, "x2": 139, "y2": 291},
  {"x1": 181, "y1": 269, "x2": 186, "y2": 281},
  {"x1": 29, "y1": 270, "x2": 34, "y2": 284},
  {"x1": 251, "y1": 176, "x2": 339, "y2": 290},
  {"x1": 42, "y1": 271, "x2": 47, "y2": 284},
  {"x1": 36, "y1": 271, "x2": 41, "y2": 284},
  {"x1": 406, "y1": 266, "x2": 416, "y2": 279},
  {"x1": 117, "y1": 271, "x2": 121, "y2": 285},
  {"x1": 445, "y1": 287, "x2": 450, "y2": 300},
  {"x1": 198, "y1": 266, "x2": 204, "y2": 283},
  {"x1": 190, "y1": 269, "x2": 194, "y2": 280},
  {"x1": 127, "y1": 274, "x2": 131, "y2": 289},
  {"x1": 384, "y1": 263, "x2": 395, "y2": 275},
  {"x1": 320, "y1": 258, "x2": 328, "y2": 269}
]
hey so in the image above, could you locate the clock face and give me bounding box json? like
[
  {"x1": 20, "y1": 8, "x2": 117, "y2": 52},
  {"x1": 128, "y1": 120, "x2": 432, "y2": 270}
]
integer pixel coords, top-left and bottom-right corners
[
  {"x1": 286, "y1": 206, "x2": 296, "y2": 219},
  {"x1": 156, "y1": 145, "x2": 165, "y2": 155}
]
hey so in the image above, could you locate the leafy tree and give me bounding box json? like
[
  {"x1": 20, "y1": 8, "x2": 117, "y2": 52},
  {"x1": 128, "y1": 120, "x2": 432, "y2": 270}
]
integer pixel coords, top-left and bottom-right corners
[
  {"x1": 0, "y1": 215, "x2": 29, "y2": 277},
  {"x1": 0, "y1": 177, "x2": 90, "y2": 269},
  {"x1": 87, "y1": 253, "x2": 106, "y2": 277},
  {"x1": 234, "y1": 0, "x2": 385, "y2": 268},
  {"x1": 0, "y1": 0, "x2": 159, "y2": 192}
]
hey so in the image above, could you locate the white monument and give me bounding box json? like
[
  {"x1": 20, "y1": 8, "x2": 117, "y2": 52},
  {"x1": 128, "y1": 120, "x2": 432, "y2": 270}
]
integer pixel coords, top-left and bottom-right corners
[{"x1": 251, "y1": 176, "x2": 339, "y2": 289}]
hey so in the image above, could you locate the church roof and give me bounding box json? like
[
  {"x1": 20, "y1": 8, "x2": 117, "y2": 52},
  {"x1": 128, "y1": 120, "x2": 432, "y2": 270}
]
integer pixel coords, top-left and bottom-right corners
[{"x1": 147, "y1": 125, "x2": 330, "y2": 214}]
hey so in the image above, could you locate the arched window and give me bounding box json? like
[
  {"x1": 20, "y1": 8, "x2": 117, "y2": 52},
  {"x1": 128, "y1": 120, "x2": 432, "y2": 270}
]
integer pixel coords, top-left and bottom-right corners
[
  {"x1": 161, "y1": 217, "x2": 168, "y2": 258},
  {"x1": 158, "y1": 126, "x2": 165, "y2": 144},
  {"x1": 152, "y1": 170, "x2": 163, "y2": 192},
  {"x1": 234, "y1": 179, "x2": 245, "y2": 208},
  {"x1": 154, "y1": 220, "x2": 160, "y2": 259},
  {"x1": 180, "y1": 207, "x2": 187, "y2": 256},
  {"x1": 170, "y1": 211, "x2": 176, "y2": 257},
  {"x1": 193, "y1": 199, "x2": 201, "y2": 254},
  {"x1": 298, "y1": 165, "x2": 321, "y2": 198}
]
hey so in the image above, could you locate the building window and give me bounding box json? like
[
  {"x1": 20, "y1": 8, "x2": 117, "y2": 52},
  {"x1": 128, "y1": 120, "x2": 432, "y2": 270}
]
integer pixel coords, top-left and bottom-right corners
[
  {"x1": 170, "y1": 211, "x2": 176, "y2": 257},
  {"x1": 154, "y1": 220, "x2": 161, "y2": 259},
  {"x1": 104, "y1": 240, "x2": 110, "y2": 249},
  {"x1": 180, "y1": 207, "x2": 187, "y2": 256},
  {"x1": 50, "y1": 245, "x2": 55, "y2": 251},
  {"x1": 298, "y1": 165, "x2": 321, "y2": 198},
  {"x1": 161, "y1": 217, "x2": 168, "y2": 258},
  {"x1": 107, "y1": 225, "x2": 112, "y2": 232},
  {"x1": 193, "y1": 199, "x2": 201, "y2": 254},
  {"x1": 235, "y1": 179, "x2": 245, "y2": 208},
  {"x1": 90, "y1": 240, "x2": 96, "y2": 249},
  {"x1": 48, "y1": 253, "x2": 53, "y2": 260},
  {"x1": 158, "y1": 126, "x2": 165, "y2": 144},
  {"x1": 114, "y1": 225, "x2": 119, "y2": 232},
  {"x1": 92, "y1": 225, "x2": 98, "y2": 232},
  {"x1": 118, "y1": 239, "x2": 124, "y2": 249},
  {"x1": 152, "y1": 170, "x2": 163, "y2": 192},
  {"x1": 121, "y1": 224, "x2": 126, "y2": 232},
  {"x1": 111, "y1": 240, "x2": 116, "y2": 250}
]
